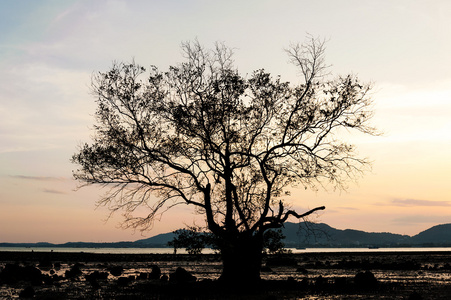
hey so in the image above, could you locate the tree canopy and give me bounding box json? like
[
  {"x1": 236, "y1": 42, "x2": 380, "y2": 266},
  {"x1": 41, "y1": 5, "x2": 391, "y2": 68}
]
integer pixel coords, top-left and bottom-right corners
[{"x1": 72, "y1": 37, "x2": 377, "y2": 283}]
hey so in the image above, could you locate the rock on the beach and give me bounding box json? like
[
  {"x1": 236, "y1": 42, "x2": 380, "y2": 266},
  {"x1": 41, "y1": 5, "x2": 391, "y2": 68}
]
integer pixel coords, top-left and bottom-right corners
[
  {"x1": 315, "y1": 275, "x2": 326, "y2": 287},
  {"x1": 109, "y1": 265, "x2": 124, "y2": 277},
  {"x1": 19, "y1": 286, "x2": 35, "y2": 298},
  {"x1": 334, "y1": 277, "x2": 347, "y2": 289},
  {"x1": 408, "y1": 291, "x2": 424, "y2": 300},
  {"x1": 65, "y1": 263, "x2": 83, "y2": 279},
  {"x1": 86, "y1": 270, "x2": 109, "y2": 282},
  {"x1": 260, "y1": 266, "x2": 272, "y2": 272},
  {"x1": 296, "y1": 267, "x2": 308, "y2": 274},
  {"x1": 169, "y1": 267, "x2": 196, "y2": 283},
  {"x1": 38, "y1": 259, "x2": 53, "y2": 270},
  {"x1": 0, "y1": 264, "x2": 43, "y2": 285},
  {"x1": 149, "y1": 264, "x2": 161, "y2": 280},
  {"x1": 354, "y1": 270, "x2": 378, "y2": 288},
  {"x1": 117, "y1": 276, "x2": 132, "y2": 286}
]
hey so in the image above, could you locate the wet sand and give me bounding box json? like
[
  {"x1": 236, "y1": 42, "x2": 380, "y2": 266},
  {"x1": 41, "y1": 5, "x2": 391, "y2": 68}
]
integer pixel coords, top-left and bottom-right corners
[{"x1": 1, "y1": 250, "x2": 450, "y2": 299}]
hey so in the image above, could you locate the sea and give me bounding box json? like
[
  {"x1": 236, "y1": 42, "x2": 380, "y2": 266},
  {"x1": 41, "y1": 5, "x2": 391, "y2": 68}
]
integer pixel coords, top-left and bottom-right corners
[{"x1": 1, "y1": 247, "x2": 450, "y2": 254}]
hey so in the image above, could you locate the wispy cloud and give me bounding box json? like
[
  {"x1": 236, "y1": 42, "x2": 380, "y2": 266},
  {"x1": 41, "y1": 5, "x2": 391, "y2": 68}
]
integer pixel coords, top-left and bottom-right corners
[
  {"x1": 392, "y1": 215, "x2": 451, "y2": 224},
  {"x1": 337, "y1": 206, "x2": 359, "y2": 211},
  {"x1": 9, "y1": 175, "x2": 65, "y2": 181},
  {"x1": 43, "y1": 188, "x2": 66, "y2": 194},
  {"x1": 391, "y1": 199, "x2": 451, "y2": 207}
]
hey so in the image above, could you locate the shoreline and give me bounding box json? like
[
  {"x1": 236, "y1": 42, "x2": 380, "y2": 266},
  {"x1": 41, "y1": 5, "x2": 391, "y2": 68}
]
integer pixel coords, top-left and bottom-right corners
[{"x1": 1, "y1": 249, "x2": 451, "y2": 262}]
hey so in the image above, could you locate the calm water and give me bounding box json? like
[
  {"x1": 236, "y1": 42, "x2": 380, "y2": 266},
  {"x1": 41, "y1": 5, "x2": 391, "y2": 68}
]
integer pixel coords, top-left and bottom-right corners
[{"x1": 1, "y1": 247, "x2": 450, "y2": 254}]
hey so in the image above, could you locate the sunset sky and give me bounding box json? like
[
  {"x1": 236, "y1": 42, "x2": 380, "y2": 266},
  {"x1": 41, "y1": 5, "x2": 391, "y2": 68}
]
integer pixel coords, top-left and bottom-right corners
[{"x1": 1, "y1": 0, "x2": 450, "y2": 243}]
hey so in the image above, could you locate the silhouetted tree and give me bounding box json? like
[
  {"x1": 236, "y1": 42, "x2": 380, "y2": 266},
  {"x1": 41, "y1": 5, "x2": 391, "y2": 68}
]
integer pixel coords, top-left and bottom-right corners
[
  {"x1": 263, "y1": 229, "x2": 286, "y2": 254},
  {"x1": 168, "y1": 227, "x2": 212, "y2": 255},
  {"x1": 72, "y1": 37, "x2": 377, "y2": 284},
  {"x1": 168, "y1": 227, "x2": 285, "y2": 255}
]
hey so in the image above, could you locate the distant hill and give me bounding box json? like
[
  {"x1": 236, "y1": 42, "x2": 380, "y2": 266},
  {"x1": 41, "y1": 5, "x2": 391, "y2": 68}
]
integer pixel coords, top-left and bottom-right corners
[
  {"x1": 133, "y1": 232, "x2": 177, "y2": 247},
  {"x1": 1, "y1": 223, "x2": 450, "y2": 248},
  {"x1": 282, "y1": 222, "x2": 411, "y2": 248},
  {"x1": 410, "y1": 223, "x2": 451, "y2": 246}
]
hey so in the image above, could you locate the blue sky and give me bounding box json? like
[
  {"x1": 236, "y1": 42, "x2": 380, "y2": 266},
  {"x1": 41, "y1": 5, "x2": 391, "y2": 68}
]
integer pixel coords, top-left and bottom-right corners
[{"x1": 1, "y1": 0, "x2": 450, "y2": 243}]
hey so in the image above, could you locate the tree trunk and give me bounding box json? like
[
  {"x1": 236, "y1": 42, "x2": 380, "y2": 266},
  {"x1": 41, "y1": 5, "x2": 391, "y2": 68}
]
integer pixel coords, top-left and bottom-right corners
[{"x1": 218, "y1": 234, "x2": 263, "y2": 286}]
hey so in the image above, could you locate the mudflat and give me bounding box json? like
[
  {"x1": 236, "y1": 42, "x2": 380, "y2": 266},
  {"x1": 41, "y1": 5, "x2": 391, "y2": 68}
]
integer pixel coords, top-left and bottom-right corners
[{"x1": 1, "y1": 251, "x2": 450, "y2": 299}]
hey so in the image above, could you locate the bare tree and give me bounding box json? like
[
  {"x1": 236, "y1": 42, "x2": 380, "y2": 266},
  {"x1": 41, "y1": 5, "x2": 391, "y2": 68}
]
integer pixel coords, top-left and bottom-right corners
[{"x1": 72, "y1": 37, "x2": 377, "y2": 284}]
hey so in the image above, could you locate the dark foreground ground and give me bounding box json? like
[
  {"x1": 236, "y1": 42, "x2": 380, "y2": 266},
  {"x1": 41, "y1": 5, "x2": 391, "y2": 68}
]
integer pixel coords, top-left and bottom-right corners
[{"x1": 1, "y1": 251, "x2": 450, "y2": 299}]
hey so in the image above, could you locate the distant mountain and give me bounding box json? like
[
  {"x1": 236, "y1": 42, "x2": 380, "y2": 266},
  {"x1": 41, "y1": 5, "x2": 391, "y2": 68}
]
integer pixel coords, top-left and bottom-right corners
[
  {"x1": 410, "y1": 223, "x2": 451, "y2": 246},
  {"x1": 281, "y1": 222, "x2": 411, "y2": 248},
  {"x1": 133, "y1": 232, "x2": 177, "y2": 247},
  {"x1": 1, "y1": 223, "x2": 450, "y2": 248}
]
